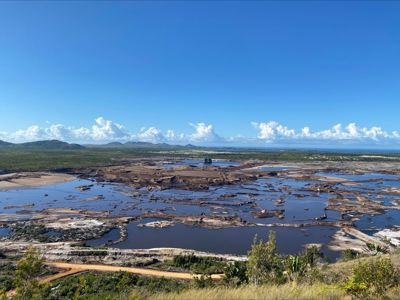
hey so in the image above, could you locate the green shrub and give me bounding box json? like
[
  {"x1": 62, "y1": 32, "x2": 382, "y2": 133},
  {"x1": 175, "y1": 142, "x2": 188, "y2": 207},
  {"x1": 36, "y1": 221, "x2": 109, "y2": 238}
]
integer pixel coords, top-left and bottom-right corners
[
  {"x1": 0, "y1": 276, "x2": 13, "y2": 292},
  {"x1": 341, "y1": 249, "x2": 359, "y2": 261},
  {"x1": 284, "y1": 246, "x2": 324, "y2": 283},
  {"x1": 344, "y1": 257, "x2": 398, "y2": 298},
  {"x1": 366, "y1": 242, "x2": 387, "y2": 254},
  {"x1": 246, "y1": 231, "x2": 285, "y2": 285},
  {"x1": 192, "y1": 275, "x2": 215, "y2": 289},
  {"x1": 223, "y1": 261, "x2": 248, "y2": 286},
  {"x1": 50, "y1": 271, "x2": 188, "y2": 299},
  {"x1": 167, "y1": 254, "x2": 226, "y2": 274},
  {"x1": 14, "y1": 247, "x2": 50, "y2": 300}
]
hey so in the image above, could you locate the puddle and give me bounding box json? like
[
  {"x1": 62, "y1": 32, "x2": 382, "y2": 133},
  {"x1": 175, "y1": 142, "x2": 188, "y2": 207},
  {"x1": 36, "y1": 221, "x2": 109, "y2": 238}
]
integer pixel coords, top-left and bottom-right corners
[{"x1": 0, "y1": 227, "x2": 11, "y2": 237}]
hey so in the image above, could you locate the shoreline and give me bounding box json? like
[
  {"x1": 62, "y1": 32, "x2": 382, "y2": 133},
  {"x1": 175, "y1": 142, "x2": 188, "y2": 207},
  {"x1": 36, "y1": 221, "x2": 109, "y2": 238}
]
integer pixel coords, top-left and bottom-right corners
[{"x1": 0, "y1": 172, "x2": 76, "y2": 190}]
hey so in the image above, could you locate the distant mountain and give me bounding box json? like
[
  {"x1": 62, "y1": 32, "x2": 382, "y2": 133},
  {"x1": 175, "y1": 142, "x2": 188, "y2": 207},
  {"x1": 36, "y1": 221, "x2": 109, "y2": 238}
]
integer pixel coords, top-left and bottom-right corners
[
  {"x1": 122, "y1": 141, "x2": 200, "y2": 149},
  {"x1": 0, "y1": 140, "x2": 85, "y2": 150},
  {"x1": 85, "y1": 141, "x2": 200, "y2": 149},
  {"x1": 105, "y1": 142, "x2": 124, "y2": 147},
  {"x1": 0, "y1": 140, "x2": 12, "y2": 147},
  {"x1": 0, "y1": 139, "x2": 199, "y2": 150}
]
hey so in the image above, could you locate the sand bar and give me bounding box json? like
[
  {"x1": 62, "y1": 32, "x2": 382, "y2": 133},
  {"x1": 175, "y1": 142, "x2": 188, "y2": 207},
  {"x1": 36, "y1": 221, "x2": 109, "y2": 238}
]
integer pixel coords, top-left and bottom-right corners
[{"x1": 0, "y1": 172, "x2": 75, "y2": 190}]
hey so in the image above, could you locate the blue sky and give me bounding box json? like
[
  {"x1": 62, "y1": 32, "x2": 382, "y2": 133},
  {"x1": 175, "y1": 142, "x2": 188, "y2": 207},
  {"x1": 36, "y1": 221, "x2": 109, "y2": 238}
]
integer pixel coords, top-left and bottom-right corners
[{"x1": 0, "y1": 1, "x2": 399, "y2": 147}]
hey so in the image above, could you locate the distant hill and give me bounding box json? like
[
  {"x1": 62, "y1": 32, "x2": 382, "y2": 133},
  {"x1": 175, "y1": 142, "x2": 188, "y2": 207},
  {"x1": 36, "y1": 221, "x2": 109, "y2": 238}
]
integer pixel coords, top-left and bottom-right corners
[
  {"x1": 0, "y1": 140, "x2": 85, "y2": 150},
  {"x1": 85, "y1": 141, "x2": 200, "y2": 149},
  {"x1": 0, "y1": 139, "x2": 199, "y2": 150},
  {"x1": 0, "y1": 140, "x2": 12, "y2": 147}
]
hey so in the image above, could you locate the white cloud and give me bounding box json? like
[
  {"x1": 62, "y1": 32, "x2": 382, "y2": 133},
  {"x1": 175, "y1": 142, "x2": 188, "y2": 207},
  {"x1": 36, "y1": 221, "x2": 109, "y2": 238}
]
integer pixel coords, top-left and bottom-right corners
[
  {"x1": 252, "y1": 121, "x2": 295, "y2": 142},
  {"x1": 135, "y1": 127, "x2": 164, "y2": 143},
  {"x1": 91, "y1": 117, "x2": 129, "y2": 140},
  {"x1": 189, "y1": 123, "x2": 221, "y2": 143},
  {"x1": 252, "y1": 120, "x2": 400, "y2": 146},
  {"x1": 14, "y1": 125, "x2": 44, "y2": 140},
  {"x1": 1, "y1": 117, "x2": 399, "y2": 147},
  {"x1": 3, "y1": 117, "x2": 132, "y2": 143},
  {"x1": 0, "y1": 118, "x2": 224, "y2": 145},
  {"x1": 301, "y1": 127, "x2": 311, "y2": 137}
]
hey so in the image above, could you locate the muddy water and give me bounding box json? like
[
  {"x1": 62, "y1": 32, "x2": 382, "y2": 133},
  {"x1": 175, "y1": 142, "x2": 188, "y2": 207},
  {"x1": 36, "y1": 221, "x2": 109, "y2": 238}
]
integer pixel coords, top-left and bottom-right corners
[{"x1": 1, "y1": 166, "x2": 400, "y2": 257}]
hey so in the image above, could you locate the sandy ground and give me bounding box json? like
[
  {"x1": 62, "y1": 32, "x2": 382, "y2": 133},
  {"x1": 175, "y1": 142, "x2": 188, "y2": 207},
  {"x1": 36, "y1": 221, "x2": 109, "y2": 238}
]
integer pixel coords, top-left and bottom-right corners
[
  {"x1": 6, "y1": 261, "x2": 223, "y2": 298},
  {"x1": 46, "y1": 262, "x2": 223, "y2": 280},
  {"x1": 0, "y1": 172, "x2": 75, "y2": 190}
]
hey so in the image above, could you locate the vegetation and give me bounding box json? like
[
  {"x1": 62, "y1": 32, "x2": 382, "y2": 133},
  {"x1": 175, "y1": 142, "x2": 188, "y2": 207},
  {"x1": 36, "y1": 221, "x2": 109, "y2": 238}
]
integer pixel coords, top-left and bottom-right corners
[
  {"x1": 284, "y1": 246, "x2": 324, "y2": 283},
  {"x1": 344, "y1": 257, "x2": 398, "y2": 298},
  {"x1": 49, "y1": 271, "x2": 188, "y2": 299},
  {"x1": 366, "y1": 242, "x2": 388, "y2": 254},
  {"x1": 161, "y1": 254, "x2": 227, "y2": 275},
  {"x1": 223, "y1": 261, "x2": 248, "y2": 286},
  {"x1": 1, "y1": 146, "x2": 399, "y2": 172},
  {"x1": 13, "y1": 247, "x2": 50, "y2": 300},
  {"x1": 148, "y1": 283, "x2": 350, "y2": 300},
  {"x1": 341, "y1": 249, "x2": 360, "y2": 261},
  {"x1": 247, "y1": 231, "x2": 285, "y2": 285},
  {"x1": 0, "y1": 262, "x2": 15, "y2": 292},
  {"x1": 246, "y1": 231, "x2": 325, "y2": 286},
  {"x1": 11, "y1": 224, "x2": 54, "y2": 243},
  {"x1": 3, "y1": 235, "x2": 400, "y2": 299}
]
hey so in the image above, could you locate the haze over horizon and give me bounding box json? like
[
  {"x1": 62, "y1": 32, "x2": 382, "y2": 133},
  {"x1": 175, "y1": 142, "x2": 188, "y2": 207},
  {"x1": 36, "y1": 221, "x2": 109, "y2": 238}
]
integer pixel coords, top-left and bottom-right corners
[{"x1": 1, "y1": 1, "x2": 399, "y2": 148}]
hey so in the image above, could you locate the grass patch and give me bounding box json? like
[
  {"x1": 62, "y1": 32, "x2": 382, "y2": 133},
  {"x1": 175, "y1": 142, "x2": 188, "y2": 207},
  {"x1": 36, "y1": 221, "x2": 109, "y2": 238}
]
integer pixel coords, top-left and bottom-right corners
[
  {"x1": 147, "y1": 283, "x2": 350, "y2": 300},
  {"x1": 49, "y1": 271, "x2": 188, "y2": 299},
  {"x1": 0, "y1": 148, "x2": 399, "y2": 172}
]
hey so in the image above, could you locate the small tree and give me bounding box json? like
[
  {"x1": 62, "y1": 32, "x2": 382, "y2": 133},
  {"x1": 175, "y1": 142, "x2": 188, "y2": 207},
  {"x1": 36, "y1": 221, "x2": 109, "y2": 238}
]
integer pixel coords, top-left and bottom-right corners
[
  {"x1": 14, "y1": 247, "x2": 49, "y2": 300},
  {"x1": 246, "y1": 231, "x2": 284, "y2": 285}
]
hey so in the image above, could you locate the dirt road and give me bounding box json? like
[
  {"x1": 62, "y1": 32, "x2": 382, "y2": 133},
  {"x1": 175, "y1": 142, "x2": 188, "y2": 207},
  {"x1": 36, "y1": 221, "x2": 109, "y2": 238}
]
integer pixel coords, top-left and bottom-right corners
[
  {"x1": 46, "y1": 262, "x2": 224, "y2": 281},
  {"x1": 6, "y1": 262, "x2": 223, "y2": 298}
]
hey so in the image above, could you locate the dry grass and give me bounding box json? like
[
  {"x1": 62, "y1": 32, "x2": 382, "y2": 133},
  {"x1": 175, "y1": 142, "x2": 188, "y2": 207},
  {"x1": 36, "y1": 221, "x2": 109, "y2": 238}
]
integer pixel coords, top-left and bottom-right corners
[
  {"x1": 146, "y1": 284, "x2": 350, "y2": 300},
  {"x1": 325, "y1": 252, "x2": 400, "y2": 277}
]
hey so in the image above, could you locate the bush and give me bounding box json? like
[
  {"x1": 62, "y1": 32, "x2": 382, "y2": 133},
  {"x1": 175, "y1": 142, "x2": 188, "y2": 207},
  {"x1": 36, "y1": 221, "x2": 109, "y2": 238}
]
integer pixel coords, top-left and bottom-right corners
[
  {"x1": 14, "y1": 247, "x2": 50, "y2": 300},
  {"x1": 284, "y1": 246, "x2": 324, "y2": 283},
  {"x1": 0, "y1": 276, "x2": 13, "y2": 292},
  {"x1": 366, "y1": 242, "x2": 387, "y2": 254},
  {"x1": 167, "y1": 254, "x2": 226, "y2": 274},
  {"x1": 341, "y1": 249, "x2": 359, "y2": 261},
  {"x1": 223, "y1": 261, "x2": 248, "y2": 286},
  {"x1": 50, "y1": 271, "x2": 188, "y2": 299},
  {"x1": 344, "y1": 257, "x2": 398, "y2": 298},
  {"x1": 246, "y1": 231, "x2": 285, "y2": 285},
  {"x1": 192, "y1": 275, "x2": 215, "y2": 289}
]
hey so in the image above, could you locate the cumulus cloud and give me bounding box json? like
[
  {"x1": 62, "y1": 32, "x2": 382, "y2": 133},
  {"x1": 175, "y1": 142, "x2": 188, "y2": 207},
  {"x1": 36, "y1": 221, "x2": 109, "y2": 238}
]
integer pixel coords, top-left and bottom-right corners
[
  {"x1": 1, "y1": 117, "x2": 399, "y2": 147},
  {"x1": 134, "y1": 127, "x2": 165, "y2": 143},
  {"x1": 91, "y1": 117, "x2": 129, "y2": 140},
  {"x1": 4, "y1": 117, "x2": 132, "y2": 143},
  {"x1": 252, "y1": 121, "x2": 400, "y2": 146},
  {"x1": 252, "y1": 121, "x2": 295, "y2": 141},
  {"x1": 0, "y1": 118, "x2": 223, "y2": 145},
  {"x1": 189, "y1": 123, "x2": 221, "y2": 143}
]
